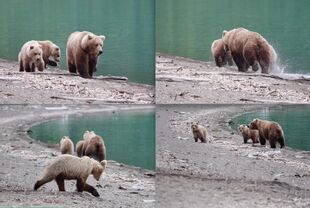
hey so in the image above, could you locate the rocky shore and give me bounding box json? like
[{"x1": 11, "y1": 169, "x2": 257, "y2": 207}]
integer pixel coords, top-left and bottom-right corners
[
  {"x1": 0, "y1": 59, "x2": 154, "y2": 104},
  {"x1": 156, "y1": 53, "x2": 310, "y2": 104}
]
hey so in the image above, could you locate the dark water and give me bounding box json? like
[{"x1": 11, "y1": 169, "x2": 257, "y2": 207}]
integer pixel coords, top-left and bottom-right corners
[
  {"x1": 0, "y1": 0, "x2": 154, "y2": 84},
  {"x1": 231, "y1": 106, "x2": 310, "y2": 151},
  {"x1": 156, "y1": 0, "x2": 310, "y2": 74},
  {"x1": 29, "y1": 110, "x2": 155, "y2": 170}
]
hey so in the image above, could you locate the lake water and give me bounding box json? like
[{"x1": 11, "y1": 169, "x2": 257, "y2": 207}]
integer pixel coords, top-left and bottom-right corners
[
  {"x1": 29, "y1": 109, "x2": 155, "y2": 170},
  {"x1": 230, "y1": 106, "x2": 310, "y2": 151},
  {"x1": 156, "y1": 0, "x2": 310, "y2": 74},
  {"x1": 0, "y1": 0, "x2": 154, "y2": 84}
]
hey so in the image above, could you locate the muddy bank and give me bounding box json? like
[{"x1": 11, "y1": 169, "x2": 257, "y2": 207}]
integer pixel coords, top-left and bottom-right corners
[
  {"x1": 156, "y1": 53, "x2": 310, "y2": 104},
  {"x1": 0, "y1": 59, "x2": 154, "y2": 104},
  {"x1": 156, "y1": 105, "x2": 310, "y2": 208},
  {"x1": 0, "y1": 105, "x2": 155, "y2": 208}
]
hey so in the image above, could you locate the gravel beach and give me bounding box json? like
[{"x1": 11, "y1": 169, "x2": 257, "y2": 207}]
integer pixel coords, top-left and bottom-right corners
[
  {"x1": 0, "y1": 59, "x2": 154, "y2": 104},
  {"x1": 156, "y1": 104, "x2": 310, "y2": 208},
  {"x1": 156, "y1": 53, "x2": 310, "y2": 104},
  {"x1": 0, "y1": 105, "x2": 155, "y2": 208}
]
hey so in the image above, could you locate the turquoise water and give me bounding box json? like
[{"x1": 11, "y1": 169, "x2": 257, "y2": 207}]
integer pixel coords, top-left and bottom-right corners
[
  {"x1": 29, "y1": 110, "x2": 155, "y2": 170},
  {"x1": 0, "y1": 0, "x2": 154, "y2": 84},
  {"x1": 156, "y1": 0, "x2": 310, "y2": 74},
  {"x1": 231, "y1": 106, "x2": 310, "y2": 151}
]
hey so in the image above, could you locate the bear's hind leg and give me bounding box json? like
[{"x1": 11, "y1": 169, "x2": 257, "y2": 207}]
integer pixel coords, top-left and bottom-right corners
[
  {"x1": 259, "y1": 136, "x2": 266, "y2": 146},
  {"x1": 76, "y1": 178, "x2": 85, "y2": 192},
  {"x1": 84, "y1": 183, "x2": 100, "y2": 197},
  {"x1": 34, "y1": 176, "x2": 54, "y2": 190},
  {"x1": 55, "y1": 173, "x2": 65, "y2": 191},
  {"x1": 68, "y1": 62, "x2": 77, "y2": 74},
  {"x1": 269, "y1": 138, "x2": 276, "y2": 149}
]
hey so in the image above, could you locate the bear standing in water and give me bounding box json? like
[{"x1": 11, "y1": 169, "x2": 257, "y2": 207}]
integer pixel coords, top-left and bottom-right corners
[
  {"x1": 34, "y1": 155, "x2": 107, "y2": 197},
  {"x1": 66, "y1": 31, "x2": 105, "y2": 78},
  {"x1": 249, "y1": 118, "x2": 285, "y2": 148},
  {"x1": 222, "y1": 28, "x2": 277, "y2": 73},
  {"x1": 18, "y1": 40, "x2": 44, "y2": 72}
]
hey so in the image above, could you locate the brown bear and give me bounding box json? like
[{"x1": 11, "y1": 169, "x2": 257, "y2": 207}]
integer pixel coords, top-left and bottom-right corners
[
  {"x1": 66, "y1": 31, "x2": 105, "y2": 78},
  {"x1": 222, "y1": 28, "x2": 277, "y2": 73},
  {"x1": 60, "y1": 136, "x2": 74, "y2": 155},
  {"x1": 76, "y1": 131, "x2": 106, "y2": 162},
  {"x1": 191, "y1": 122, "x2": 208, "y2": 143},
  {"x1": 37, "y1": 40, "x2": 61, "y2": 69},
  {"x1": 18, "y1": 40, "x2": 44, "y2": 72},
  {"x1": 211, "y1": 38, "x2": 233, "y2": 67},
  {"x1": 249, "y1": 118, "x2": 285, "y2": 148},
  {"x1": 76, "y1": 140, "x2": 84, "y2": 157},
  {"x1": 238, "y1": 124, "x2": 259, "y2": 144},
  {"x1": 34, "y1": 155, "x2": 107, "y2": 197}
]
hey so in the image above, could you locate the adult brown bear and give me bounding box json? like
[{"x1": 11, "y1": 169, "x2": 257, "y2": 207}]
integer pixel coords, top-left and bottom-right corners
[
  {"x1": 222, "y1": 28, "x2": 277, "y2": 73},
  {"x1": 249, "y1": 118, "x2": 285, "y2": 148},
  {"x1": 66, "y1": 31, "x2": 105, "y2": 78}
]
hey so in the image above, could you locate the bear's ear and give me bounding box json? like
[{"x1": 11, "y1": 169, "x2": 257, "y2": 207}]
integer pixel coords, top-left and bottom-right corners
[
  {"x1": 30, "y1": 46, "x2": 34, "y2": 50},
  {"x1": 100, "y1": 35, "x2": 106, "y2": 41},
  {"x1": 100, "y1": 160, "x2": 107, "y2": 170},
  {"x1": 222, "y1": 30, "x2": 228, "y2": 38},
  {"x1": 88, "y1": 34, "x2": 93, "y2": 40}
]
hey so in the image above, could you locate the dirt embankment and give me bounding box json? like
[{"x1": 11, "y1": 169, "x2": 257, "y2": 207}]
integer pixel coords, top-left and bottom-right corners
[
  {"x1": 156, "y1": 53, "x2": 310, "y2": 104},
  {"x1": 156, "y1": 105, "x2": 310, "y2": 208},
  {"x1": 0, "y1": 105, "x2": 155, "y2": 208},
  {"x1": 0, "y1": 59, "x2": 154, "y2": 104}
]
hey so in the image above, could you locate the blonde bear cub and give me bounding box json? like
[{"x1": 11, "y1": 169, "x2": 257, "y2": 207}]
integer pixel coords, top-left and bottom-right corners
[
  {"x1": 34, "y1": 154, "x2": 107, "y2": 197},
  {"x1": 60, "y1": 136, "x2": 74, "y2": 155}
]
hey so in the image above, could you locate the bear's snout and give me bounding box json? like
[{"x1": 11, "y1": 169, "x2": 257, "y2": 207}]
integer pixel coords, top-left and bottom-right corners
[{"x1": 98, "y1": 50, "x2": 103, "y2": 55}]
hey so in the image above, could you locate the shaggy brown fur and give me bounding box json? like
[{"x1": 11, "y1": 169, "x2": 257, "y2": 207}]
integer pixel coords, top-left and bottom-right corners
[
  {"x1": 76, "y1": 131, "x2": 106, "y2": 161},
  {"x1": 238, "y1": 124, "x2": 259, "y2": 144},
  {"x1": 34, "y1": 155, "x2": 107, "y2": 197},
  {"x1": 222, "y1": 28, "x2": 277, "y2": 73},
  {"x1": 60, "y1": 136, "x2": 74, "y2": 155},
  {"x1": 66, "y1": 31, "x2": 105, "y2": 78},
  {"x1": 249, "y1": 118, "x2": 285, "y2": 148},
  {"x1": 211, "y1": 38, "x2": 233, "y2": 67},
  {"x1": 191, "y1": 122, "x2": 208, "y2": 143},
  {"x1": 37, "y1": 40, "x2": 61, "y2": 68}
]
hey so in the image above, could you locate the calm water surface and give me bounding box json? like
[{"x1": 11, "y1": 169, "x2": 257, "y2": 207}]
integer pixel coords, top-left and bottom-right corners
[
  {"x1": 29, "y1": 110, "x2": 155, "y2": 170},
  {"x1": 0, "y1": 0, "x2": 154, "y2": 84}
]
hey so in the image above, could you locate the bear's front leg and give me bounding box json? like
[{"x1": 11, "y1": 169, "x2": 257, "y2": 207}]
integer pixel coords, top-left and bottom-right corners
[
  {"x1": 19, "y1": 60, "x2": 24, "y2": 72},
  {"x1": 77, "y1": 61, "x2": 91, "y2": 78},
  {"x1": 88, "y1": 58, "x2": 98, "y2": 78},
  {"x1": 25, "y1": 63, "x2": 32, "y2": 72}
]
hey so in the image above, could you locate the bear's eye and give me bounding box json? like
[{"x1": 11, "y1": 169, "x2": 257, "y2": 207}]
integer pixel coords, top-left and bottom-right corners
[{"x1": 96, "y1": 44, "x2": 99, "y2": 47}]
